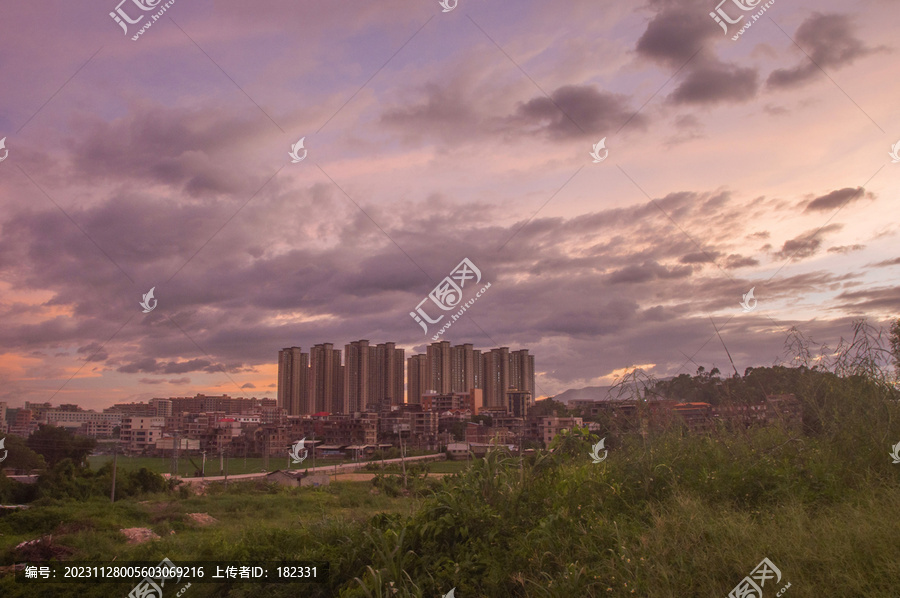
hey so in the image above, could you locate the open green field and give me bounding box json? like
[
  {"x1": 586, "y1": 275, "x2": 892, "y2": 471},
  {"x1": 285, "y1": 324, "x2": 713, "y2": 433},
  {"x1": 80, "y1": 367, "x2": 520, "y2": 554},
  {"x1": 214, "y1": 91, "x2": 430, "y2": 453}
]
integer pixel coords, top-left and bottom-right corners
[{"x1": 0, "y1": 480, "x2": 422, "y2": 598}]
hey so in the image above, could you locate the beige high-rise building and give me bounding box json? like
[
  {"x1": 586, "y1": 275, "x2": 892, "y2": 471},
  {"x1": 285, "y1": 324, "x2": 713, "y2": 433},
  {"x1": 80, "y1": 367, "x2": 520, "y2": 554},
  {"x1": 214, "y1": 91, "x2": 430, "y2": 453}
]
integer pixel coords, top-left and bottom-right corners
[
  {"x1": 483, "y1": 347, "x2": 510, "y2": 409},
  {"x1": 344, "y1": 340, "x2": 370, "y2": 413},
  {"x1": 426, "y1": 341, "x2": 452, "y2": 394},
  {"x1": 277, "y1": 347, "x2": 309, "y2": 415},
  {"x1": 450, "y1": 343, "x2": 477, "y2": 393},
  {"x1": 472, "y1": 349, "x2": 483, "y2": 390},
  {"x1": 309, "y1": 343, "x2": 343, "y2": 414},
  {"x1": 509, "y1": 349, "x2": 535, "y2": 399},
  {"x1": 407, "y1": 354, "x2": 428, "y2": 405},
  {"x1": 369, "y1": 342, "x2": 404, "y2": 409}
]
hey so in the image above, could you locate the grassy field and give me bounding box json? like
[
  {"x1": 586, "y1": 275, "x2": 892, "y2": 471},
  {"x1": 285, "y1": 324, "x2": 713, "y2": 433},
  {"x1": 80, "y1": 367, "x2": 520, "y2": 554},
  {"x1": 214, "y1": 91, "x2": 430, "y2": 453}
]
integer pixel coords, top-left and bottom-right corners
[
  {"x1": 0, "y1": 480, "x2": 423, "y2": 598},
  {"x1": 6, "y1": 440, "x2": 900, "y2": 597},
  {"x1": 365, "y1": 459, "x2": 470, "y2": 474}
]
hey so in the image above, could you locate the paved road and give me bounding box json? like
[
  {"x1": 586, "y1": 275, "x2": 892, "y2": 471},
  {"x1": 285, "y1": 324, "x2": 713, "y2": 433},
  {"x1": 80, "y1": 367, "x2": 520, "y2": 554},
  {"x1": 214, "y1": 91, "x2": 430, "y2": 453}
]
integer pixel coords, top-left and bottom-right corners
[{"x1": 165, "y1": 452, "x2": 446, "y2": 485}]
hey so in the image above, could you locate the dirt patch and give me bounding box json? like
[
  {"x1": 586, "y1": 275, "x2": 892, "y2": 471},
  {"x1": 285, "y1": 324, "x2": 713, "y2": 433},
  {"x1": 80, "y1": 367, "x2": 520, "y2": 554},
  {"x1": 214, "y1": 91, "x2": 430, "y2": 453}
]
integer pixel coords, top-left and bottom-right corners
[
  {"x1": 187, "y1": 512, "x2": 218, "y2": 526},
  {"x1": 332, "y1": 473, "x2": 449, "y2": 482},
  {"x1": 120, "y1": 527, "x2": 161, "y2": 544},
  {"x1": 14, "y1": 535, "x2": 75, "y2": 561}
]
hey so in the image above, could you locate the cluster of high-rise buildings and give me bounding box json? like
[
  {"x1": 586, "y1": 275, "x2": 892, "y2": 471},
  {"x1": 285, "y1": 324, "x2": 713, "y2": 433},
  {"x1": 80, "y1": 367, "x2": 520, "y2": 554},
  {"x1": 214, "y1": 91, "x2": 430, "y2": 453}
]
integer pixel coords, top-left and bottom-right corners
[
  {"x1": 278, "y1": 341, "x2": 406, "y2": 415},
  {"x1": 278, "y1": 341, "x2": 535, "y2": 416}
]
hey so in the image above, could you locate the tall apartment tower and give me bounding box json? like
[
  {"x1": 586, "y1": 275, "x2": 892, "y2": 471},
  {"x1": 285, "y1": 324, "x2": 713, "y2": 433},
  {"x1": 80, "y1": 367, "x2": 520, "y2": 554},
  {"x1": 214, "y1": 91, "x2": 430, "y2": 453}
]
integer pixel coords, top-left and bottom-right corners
[
  {"x1": 472, "y1": 348, "x2": 483, "y2": 390},
  {"x1": 277, "y1": 347, "x2": 309, "y2": 415},
  {"x1": 369, "y1": 342, "x2": 405, "y2": 408},
  {"x1": 333, "y1": 348, "x2": 344, "y2": 413},
  {"x1": 509, "y1": 349, "x2": 536, "y2": 403},
  {"x1": 407, "y1": 354, "x2": 428, "y2": 405},
  {"x1": 309, "y1": 343, "x2": 343, "y2": 414},
  {"x1": 450, "y1": 343, "x2": 476, "y2": 393},
  {"x1": 483, "y1": 347, "x2": 510, "y2": 409},
  {"x1": 426, "y1": 341, "x2": 452, "y2": 394},
  {"x1": 344, "y1": 340, "x2": 370, "y2": 413}
]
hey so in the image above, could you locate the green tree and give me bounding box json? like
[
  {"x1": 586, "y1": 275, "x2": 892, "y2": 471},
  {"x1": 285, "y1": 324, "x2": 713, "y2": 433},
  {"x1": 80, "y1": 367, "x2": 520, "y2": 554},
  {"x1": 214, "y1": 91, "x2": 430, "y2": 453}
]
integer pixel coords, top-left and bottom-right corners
[
  {"x1": 0, "y1": 434, "x2": 46, "y2": 471},
  {"x1": 448, "y1": 421, "x2": 467, "y2": 441},
  {"x1": 26, "y1": 424, "x2": 96, "y2": 467},
  {"x1": 471, "y1": 414, "x2": 492, "y2": 426},
  {"x1": 529, "y1": 397, "x2": 569, "y2": 417}
]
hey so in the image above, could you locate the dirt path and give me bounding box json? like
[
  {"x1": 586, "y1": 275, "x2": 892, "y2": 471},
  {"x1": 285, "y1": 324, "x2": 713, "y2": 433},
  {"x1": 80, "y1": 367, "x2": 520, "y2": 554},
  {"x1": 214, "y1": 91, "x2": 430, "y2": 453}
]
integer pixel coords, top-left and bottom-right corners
[{"x1": 331, "y1": 472, "x2": 450, "y2": 482}]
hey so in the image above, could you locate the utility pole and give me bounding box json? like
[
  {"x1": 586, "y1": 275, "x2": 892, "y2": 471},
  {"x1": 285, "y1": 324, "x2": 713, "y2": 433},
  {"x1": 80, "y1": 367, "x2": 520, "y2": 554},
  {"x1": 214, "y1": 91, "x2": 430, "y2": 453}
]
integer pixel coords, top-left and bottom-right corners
[
  {"x1": 224, "y1": 448, "x2": 229, "y2": 487},
  {"x1": 110, "y1": 441, "x2": 118, "y2": 503},
  {"x1": 219, "y1": 447, "x2": 224, "y2": 475},
  {"x1": 201, "y1": 450, "x2": 206, "y2": 477},
  {"x1": 400, "y1": 428, "x2": 407, "y2": 490},
  {"x1": 171, "y1": 430, "x2": 179, "y2": 480}
]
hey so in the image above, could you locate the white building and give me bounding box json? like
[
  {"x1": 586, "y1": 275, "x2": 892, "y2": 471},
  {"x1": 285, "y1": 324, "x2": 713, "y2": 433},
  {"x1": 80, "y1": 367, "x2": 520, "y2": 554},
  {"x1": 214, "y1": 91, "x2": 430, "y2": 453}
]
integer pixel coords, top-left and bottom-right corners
[
  {"x1": 46, "y1": 410, "x2": 122, "y2": 430},
  {"x1": 121, "y1": 416, "x2": 166, "y2": 452}
]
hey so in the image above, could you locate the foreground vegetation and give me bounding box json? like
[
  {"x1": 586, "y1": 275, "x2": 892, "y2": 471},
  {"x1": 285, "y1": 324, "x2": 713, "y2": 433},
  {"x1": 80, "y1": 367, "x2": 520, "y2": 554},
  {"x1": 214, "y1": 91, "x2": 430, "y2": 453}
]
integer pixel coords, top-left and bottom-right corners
[{"x1": 1, "y1": 320, "x2": 899, "y2": 596}]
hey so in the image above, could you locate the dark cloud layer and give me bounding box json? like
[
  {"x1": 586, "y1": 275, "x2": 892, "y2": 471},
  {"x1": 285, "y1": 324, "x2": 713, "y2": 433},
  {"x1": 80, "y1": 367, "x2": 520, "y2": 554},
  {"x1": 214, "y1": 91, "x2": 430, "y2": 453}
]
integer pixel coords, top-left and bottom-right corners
[
  {"x1": 669, "y1": 61, "x2": 759, "y2": 105},
  {"x1": 774, "y1": 224, "x2": 843, "y2": 260},
  {"x1": 804, "y1": 187, "x2": 870, "y2": 212},
  {"x1": 767, "y1": 13, "x2": 876, "y2": 89},
  {"x1": 382, "y1": 83, "x2": 647, "y2": 143}
]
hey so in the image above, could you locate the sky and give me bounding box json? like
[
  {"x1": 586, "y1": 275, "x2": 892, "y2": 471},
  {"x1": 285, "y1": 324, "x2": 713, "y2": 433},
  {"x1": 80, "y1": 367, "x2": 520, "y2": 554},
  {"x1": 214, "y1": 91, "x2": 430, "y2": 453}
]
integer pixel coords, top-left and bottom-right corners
[{"x1": 0, "y1": 0, "x2": 898, "y2": 411}]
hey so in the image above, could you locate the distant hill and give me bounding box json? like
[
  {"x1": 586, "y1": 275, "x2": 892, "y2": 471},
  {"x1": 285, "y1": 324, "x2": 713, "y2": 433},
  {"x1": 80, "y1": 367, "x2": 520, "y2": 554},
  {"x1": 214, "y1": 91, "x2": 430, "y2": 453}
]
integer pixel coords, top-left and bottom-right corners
[
  {"x1": 549, "y1": 376, "x2": 679, "y2": 405},
  {"x1": 551, "y1": 386, "x2": 617, "y2": 405}
]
